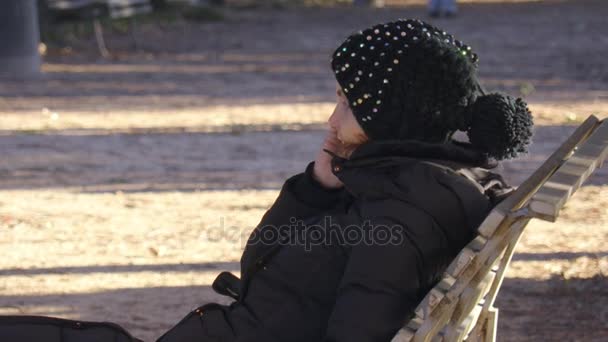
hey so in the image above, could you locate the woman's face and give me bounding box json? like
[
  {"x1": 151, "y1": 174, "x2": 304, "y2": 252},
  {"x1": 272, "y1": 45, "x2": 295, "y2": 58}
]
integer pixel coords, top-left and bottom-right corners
[{"x1": 328, "y1": 84, "x2": 369, "y2": 146}]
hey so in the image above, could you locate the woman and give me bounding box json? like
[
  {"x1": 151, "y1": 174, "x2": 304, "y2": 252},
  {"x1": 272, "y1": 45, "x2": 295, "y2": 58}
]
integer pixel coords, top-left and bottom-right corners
[
  {"x1": 158, "y1": 18, "x2": 533, "y2": 342},
  {"x1": 0, "y1": 19, "x2": 533, "y2": 342},
  {"x1": 428, "y1": 0, "x2": 458, "y2": 18}
]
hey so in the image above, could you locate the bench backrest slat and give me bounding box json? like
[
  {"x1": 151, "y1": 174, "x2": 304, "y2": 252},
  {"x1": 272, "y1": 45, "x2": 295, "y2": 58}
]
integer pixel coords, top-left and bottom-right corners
[
  {"x1": 393, "y1": 115, "x2": 606, "y2": 342},
  {"x1": 529, "y1": 120, "x2": 608, "y2": 221}
]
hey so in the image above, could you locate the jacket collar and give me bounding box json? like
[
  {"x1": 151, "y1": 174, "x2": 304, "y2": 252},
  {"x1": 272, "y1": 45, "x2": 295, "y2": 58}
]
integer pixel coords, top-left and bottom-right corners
[
  {"x1": 326, "y1": 139, "x2": 495, "y2": 170},
  {"x1": 323, "y1": 139, "x2": 497, "y2": 198}
]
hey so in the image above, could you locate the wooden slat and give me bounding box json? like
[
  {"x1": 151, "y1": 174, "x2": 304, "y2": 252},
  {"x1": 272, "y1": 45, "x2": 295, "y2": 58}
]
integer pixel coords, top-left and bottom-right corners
[
  {"x1": 449, "y1": 270, "x2": 497, "y2": 328},
  {"x1": 415, "y1": 287, "x2": 448, "y2": 321},
  {"x1": 495, "y1": 115, "x2": 599, "y2": 213},
  {"x1": 528, "y1": 184, "x2": 571, "y2": 221},
  {"x1": 476, "y1": 211, "x2": 506, "y2": 238},
  {"x1": 529, "y1": 119, "x2": 608, "y2": 221},
  {"x1": 479, "y1": 218, "x2": 530, "y2": 311},
  {"x1": 427, "y1": 288, "x2": 447, "y2": 314},
  {"x1": 443, "y1": 304, "x2": 483, "y2": 342},
  {"x1": 437, "y1": 274, "x2": 456, "y2": 291},
  {"x1": 412, "y1": 294, "x2": 459, "y2": 342},
  {"x1": 445, "y1": 248, "x2": 476, "y2": 278},
  {"x1": 484, "y1": 308, "x2": 498, "y2": 342},
  {"x1": 570, "y1": 120, "x2": 608, "y2": 168},
  {"x1": 467, "y1": 307, "x2": 499, "y2": 342},
  {"x1": 578, "y1": 119, "x2": 608, "y2": 164},
  {"x1": 547, "y1": 172, "x2": 583, "y2": 192},
  {"x1": 391, "y1": 327, "x2": 416, "y2": 342},
  {"x1": 407, "y1": 316, "x2": 425, "y2": 331},
  {"x1": 467, "y1": 236, "x2": 487, "y2": 252}
]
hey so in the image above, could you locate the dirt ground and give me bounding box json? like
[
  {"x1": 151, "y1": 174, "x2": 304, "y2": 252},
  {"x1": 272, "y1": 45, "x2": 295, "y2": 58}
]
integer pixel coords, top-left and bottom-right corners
[{"x1": 1, "y1": 0, "x2": 607, "y2": 341}]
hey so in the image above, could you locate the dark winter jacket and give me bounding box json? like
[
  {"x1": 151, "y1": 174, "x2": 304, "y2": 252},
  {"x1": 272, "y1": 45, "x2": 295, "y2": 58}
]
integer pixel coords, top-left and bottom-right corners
[{"x1": 191, "y1": 139, "x2": 511, "y2": 342}]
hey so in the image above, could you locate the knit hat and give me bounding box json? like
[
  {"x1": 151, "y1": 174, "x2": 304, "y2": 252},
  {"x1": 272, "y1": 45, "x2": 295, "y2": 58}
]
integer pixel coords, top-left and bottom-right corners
[{"x1": 330, "y1": 19, "x2": 533, "y2": 160}]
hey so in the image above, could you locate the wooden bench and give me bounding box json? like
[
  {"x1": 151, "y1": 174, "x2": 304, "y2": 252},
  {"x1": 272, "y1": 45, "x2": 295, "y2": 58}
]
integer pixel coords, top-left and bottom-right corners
[
  {"x1": 45, "y1": 0, "x2": 152, "y2": 57},
  {"x1": 392, "y1": 114, "x2": 608, "y2": 342}
]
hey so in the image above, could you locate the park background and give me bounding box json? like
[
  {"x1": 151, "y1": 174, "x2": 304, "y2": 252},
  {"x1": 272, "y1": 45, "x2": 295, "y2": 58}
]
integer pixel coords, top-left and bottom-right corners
[{"x1": 0, "y1": 0, "x2": 607, "y2": 340}]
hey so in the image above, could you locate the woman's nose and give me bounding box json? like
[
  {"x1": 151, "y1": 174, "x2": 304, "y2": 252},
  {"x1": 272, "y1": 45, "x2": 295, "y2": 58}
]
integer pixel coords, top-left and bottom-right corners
[{"x1": 328, "y1": 105, "x2": 339, "y2": 127}]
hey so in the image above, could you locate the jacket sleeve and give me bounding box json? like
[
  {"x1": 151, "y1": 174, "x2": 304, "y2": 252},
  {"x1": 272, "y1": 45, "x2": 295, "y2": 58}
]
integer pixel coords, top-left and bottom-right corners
[
  {"x1": 254, "y1": 161, "x2": 347, "y2": 230},
  {"x1": 240, "y1": 161, "x2": 349, "y2": 275},
  {"x1": 323, "y1": 200, "x2": 449, "y2": 342}
]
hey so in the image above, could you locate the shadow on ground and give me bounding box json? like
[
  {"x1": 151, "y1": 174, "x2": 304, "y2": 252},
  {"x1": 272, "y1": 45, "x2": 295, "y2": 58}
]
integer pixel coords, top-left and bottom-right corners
[{"x1": 0, "y1": 274, "x2": 605, "y2": 341}]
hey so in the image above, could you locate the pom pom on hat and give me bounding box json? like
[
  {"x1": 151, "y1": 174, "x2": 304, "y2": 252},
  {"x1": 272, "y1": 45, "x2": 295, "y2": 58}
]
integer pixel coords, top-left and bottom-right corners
[{"x1": 466, "y1": 93, "x2": 534, "y2": 160}]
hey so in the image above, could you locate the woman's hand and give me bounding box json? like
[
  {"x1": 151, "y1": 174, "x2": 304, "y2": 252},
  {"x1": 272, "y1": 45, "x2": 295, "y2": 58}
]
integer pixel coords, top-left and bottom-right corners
[{"x1": 312, "y1": 128, "x2": 356, "y2": 189}]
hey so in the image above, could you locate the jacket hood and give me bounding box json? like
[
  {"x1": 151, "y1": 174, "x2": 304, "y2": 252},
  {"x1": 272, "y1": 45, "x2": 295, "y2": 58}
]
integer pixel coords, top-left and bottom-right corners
[
  {"x1": 325, "y1": 139, "x2": 501, "y2": 199},
  {"x1": 351, "y1": 139, "x2": 493, "y2": 167},
  {"x1": 326, "y1": 139, "x2": 496, "y2": 171}
]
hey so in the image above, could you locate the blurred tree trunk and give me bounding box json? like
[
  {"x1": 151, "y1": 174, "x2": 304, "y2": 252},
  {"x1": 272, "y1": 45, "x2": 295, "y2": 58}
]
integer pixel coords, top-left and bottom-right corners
[{"x1": 0, "y1": 0, "x2": 41, "y2": 78}]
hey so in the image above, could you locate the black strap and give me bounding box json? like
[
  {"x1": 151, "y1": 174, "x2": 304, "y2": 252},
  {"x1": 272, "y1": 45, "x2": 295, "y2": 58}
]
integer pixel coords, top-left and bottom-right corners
[{"x1": 212, "y1": 271, "x2": 241, "y2": 301}]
